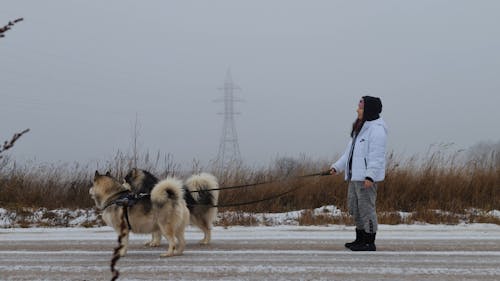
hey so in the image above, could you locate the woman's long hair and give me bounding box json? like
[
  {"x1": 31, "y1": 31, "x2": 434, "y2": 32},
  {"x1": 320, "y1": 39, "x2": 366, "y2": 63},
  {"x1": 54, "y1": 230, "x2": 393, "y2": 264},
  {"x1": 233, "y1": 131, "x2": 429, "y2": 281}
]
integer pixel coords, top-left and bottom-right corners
[{"x1": 350, "y1": 118, "x2": 364, "y2": 138}]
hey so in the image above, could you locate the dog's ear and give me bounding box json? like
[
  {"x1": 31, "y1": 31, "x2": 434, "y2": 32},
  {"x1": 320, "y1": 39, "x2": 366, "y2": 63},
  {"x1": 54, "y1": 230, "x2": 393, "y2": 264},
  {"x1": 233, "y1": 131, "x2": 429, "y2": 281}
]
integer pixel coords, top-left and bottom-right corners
[
  {"x1": 131, "y1": 168, "x2": 138, "y2": 177},
  {"x1": 105, "y1": 171, "x2": 111, "y2": 177},
  {"x1": 95, "y1": 170, "x2": 100, "y2": 177}
]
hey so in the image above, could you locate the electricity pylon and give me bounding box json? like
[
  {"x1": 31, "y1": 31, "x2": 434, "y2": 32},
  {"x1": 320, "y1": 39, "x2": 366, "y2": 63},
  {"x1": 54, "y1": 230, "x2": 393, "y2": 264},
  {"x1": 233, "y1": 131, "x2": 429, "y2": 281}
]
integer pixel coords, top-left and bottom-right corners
[{"x1": 214, "y1": 69, "x2": 243, "y2": 171}]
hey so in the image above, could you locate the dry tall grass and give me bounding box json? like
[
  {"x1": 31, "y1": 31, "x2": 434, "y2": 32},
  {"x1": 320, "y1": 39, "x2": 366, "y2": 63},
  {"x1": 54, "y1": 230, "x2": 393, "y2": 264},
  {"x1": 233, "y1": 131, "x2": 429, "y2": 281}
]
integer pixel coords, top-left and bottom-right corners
[{"x1": 0, "y1": 150, "x2": 498, "y2": 225}]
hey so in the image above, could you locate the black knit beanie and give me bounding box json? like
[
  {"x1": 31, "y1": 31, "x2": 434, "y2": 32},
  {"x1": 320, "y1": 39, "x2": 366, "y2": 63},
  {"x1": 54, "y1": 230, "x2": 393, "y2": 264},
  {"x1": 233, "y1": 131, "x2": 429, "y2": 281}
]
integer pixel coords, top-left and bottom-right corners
[{"x1": 362, "y1": 96, "x2": 382, "y2": 121}]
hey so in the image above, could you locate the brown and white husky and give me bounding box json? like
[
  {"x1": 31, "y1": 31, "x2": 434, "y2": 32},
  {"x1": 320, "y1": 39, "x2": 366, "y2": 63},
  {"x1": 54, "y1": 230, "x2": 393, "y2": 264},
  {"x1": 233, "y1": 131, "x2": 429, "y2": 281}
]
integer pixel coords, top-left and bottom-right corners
[
  {"x1": 90, "y1": 171, "x2": 189, "y2": 257},
  {"x1": 124, "y1": 168, "x2": 219, "y2": 244}
]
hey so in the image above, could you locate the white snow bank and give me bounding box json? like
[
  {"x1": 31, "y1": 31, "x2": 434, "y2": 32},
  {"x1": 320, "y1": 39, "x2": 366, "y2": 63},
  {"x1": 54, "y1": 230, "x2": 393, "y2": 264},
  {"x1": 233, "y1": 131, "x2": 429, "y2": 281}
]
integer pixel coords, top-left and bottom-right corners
[{"x1": 0, "y1": 205, "x2": 498, "y2": 228}]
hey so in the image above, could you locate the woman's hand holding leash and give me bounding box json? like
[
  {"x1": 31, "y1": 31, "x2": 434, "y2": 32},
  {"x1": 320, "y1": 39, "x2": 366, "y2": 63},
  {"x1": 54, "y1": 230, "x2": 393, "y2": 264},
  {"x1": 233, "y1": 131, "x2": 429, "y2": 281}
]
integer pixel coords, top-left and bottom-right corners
[
  {"x1": 364, "y1": 180, "x2": 373, "y2": 188},
  {"x1": 319, "y1": 169, "x2": 335, "y2": 176}
]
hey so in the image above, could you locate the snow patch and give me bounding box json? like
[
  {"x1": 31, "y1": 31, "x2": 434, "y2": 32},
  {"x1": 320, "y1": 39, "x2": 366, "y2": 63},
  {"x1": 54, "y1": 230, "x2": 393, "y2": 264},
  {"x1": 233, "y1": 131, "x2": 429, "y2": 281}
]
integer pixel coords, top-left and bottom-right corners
[{"x1": 0, "y1": 206, "x2": 498, "y2": 228}]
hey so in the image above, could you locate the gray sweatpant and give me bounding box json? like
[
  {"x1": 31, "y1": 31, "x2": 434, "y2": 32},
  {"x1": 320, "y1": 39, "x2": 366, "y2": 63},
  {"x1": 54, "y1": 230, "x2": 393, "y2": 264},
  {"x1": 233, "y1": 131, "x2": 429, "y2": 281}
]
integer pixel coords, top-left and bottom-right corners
[{"x1": 347, "y1": 181, "x2": 378, "y2": 233}]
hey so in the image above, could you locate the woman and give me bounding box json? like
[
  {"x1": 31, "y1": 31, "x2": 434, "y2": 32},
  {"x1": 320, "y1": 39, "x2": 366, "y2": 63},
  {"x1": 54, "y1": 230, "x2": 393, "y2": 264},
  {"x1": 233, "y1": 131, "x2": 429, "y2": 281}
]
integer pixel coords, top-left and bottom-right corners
[{"x1": 330, "y1": 96, "x2": 388, "y2": 251}]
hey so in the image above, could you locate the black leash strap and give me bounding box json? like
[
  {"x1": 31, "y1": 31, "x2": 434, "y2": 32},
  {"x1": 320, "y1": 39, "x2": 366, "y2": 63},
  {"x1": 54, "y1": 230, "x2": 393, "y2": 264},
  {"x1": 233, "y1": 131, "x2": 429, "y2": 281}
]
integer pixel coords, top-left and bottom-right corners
[
  {"x1": 212, "y1": 184, "x2": 303, "y2": 208},
  {"x1": 189, "y1": 171, "x2": 331, "y2": 194},
  {"x1": 191, "y1": 171, "x2": 331, "y2": 208}
]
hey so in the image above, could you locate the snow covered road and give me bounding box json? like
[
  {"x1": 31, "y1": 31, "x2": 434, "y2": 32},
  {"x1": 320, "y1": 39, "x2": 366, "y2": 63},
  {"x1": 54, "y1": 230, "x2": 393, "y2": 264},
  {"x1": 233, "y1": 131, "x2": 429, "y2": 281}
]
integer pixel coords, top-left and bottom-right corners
[{"x1": 1, "y1": 224, "x2": 500, "y2": 281}]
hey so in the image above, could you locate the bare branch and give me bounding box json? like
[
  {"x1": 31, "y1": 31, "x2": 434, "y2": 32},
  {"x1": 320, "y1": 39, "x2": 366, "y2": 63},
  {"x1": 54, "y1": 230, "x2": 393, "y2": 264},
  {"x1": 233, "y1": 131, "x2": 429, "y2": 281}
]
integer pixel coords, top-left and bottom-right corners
[
  {"x1": 0, "y1": 18, "x2": 24, "y2": 38},
  {"x1": 0, "y1": 129, "x2": 30, "y2": 158}
]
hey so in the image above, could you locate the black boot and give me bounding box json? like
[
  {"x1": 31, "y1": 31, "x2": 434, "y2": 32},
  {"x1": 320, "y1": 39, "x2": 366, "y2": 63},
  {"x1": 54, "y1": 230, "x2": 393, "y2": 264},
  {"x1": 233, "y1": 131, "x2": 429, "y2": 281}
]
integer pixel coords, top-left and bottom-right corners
[
  {"x1": 344, "y1": 228, "x2": 363, "y2": 249},
  {"x1": 350, "y1": 231, "x2": 376, "y2": 251}
]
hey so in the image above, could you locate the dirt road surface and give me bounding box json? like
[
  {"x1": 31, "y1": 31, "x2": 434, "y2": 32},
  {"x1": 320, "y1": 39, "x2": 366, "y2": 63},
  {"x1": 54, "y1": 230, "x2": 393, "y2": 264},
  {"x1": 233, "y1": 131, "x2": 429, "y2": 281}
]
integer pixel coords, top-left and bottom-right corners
[{"x1": 1, "y1": 225, "x2": 500, "y2": 281}]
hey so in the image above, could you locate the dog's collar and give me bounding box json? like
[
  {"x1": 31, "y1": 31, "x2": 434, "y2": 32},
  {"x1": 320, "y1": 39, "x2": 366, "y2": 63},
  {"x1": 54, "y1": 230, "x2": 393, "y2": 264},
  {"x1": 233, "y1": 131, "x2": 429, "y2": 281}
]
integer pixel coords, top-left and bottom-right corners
[
  {"x1": 102, "y1": 190, "x2": 152, "y2": 210},
  {"x1": 101, "y1": 190, "x2": 152, "y2": 231},
  {"x1": 102, "y1": 190, "x2": 131, "y2": 210}
]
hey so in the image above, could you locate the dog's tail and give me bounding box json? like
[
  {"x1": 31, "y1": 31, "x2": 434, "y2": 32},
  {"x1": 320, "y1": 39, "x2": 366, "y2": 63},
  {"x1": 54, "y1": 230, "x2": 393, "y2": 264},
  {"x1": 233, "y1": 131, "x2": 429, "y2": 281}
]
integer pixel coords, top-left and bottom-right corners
[
  {"x1": 184, "y1": 173, "x2": 219, "y2": 207},
  {"x1": 150, "y1": 177, "x2": 185, "y2": 206}
]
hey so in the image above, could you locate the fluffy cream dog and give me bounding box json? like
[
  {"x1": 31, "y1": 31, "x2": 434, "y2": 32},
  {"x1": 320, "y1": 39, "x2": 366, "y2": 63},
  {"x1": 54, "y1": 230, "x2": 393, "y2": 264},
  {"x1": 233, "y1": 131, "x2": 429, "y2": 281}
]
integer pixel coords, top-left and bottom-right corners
[
  {"x1": 124, "y1": 168, "x2": 219, "y2": 244},
  {"x1": 90, "y1": 171, "x2": 189, "y2": 257}
]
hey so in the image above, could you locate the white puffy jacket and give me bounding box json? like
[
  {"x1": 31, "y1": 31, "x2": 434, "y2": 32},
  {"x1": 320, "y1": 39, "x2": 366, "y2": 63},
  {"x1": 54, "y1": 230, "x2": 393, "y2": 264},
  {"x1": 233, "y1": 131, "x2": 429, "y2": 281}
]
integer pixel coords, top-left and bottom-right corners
[{"x1": 331, "y1": 118, "x2": 388, "y2": 182}]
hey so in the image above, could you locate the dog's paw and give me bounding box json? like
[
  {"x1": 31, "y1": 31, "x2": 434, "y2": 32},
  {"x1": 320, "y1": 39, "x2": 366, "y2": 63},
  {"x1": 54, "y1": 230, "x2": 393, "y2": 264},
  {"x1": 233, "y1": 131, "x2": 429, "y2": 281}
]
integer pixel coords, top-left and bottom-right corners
[
  {"x1": 160, "y1": 252, "x2": 175, "y2": 258},
  {"x1": 145, "y1": 241, "x2": 160, "y2": 247},
  {"x1": 198, "y1": 239, "x2": 209, "y2": 245}
]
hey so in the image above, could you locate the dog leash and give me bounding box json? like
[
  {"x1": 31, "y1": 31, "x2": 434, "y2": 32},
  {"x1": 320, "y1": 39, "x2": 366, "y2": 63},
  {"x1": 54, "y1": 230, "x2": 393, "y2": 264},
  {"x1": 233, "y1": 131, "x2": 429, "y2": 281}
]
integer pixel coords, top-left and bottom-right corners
[
  {"x1": 106, "y1": 171, "x2": 332, "y2": 211},
  {"x1": 189, "y1": 171, "x2": 332, "y2": 193},
  {"x1": 188, "y1": 171, "x2": 332, "y2": 208},
  {"x1": 207, "y1": 184, "x2": 303, "y2": 208}
]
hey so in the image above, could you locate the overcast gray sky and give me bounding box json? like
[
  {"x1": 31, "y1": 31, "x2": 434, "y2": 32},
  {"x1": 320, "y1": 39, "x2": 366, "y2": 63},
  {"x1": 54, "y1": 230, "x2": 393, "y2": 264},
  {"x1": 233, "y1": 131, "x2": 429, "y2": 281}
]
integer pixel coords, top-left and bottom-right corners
[{"x1": 1, "y1": 1, "x2": 500, "y2": 168}]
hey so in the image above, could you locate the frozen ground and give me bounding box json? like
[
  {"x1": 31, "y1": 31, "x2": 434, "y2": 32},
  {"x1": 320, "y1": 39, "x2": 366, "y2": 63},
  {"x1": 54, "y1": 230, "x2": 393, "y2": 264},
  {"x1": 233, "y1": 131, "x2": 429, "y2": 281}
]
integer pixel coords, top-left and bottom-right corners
[{"x1": 1, "y1": 224, "x2": 500, "y2": 281}]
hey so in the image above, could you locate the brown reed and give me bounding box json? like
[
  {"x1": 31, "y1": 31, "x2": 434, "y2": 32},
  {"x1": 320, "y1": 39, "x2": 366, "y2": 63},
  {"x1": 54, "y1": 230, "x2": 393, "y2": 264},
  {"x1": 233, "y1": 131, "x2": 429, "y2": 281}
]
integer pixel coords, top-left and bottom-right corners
[{"x1": 0, "y1": 150, "x2": 498, "y2": 225}]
